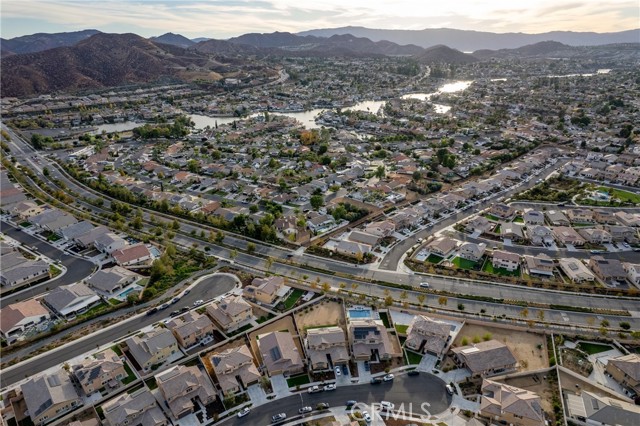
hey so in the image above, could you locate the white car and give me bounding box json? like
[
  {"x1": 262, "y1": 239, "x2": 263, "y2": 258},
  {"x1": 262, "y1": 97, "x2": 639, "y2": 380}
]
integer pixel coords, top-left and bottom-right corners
[
  {"x1": 307, "y1": 385, "x2": 321, "y2": 394},
  {"x1": 193, "y1": 299, "x2": 204, "y2": 306},
  {"x1": 237, "y1": 407, "x2": 250, "y2": 418},
  {"x1": 383, "y1": 374, "x2": 394, "y2": 382},
  {"x1": 298, "y1": 406, "x2": 312, "y2": 414},
  {"x1": 380, "y1": 401, "x2": 395, "y2": 411},
  {"x1": 323, "y1": 384, "x2": 336, "y2": 391},
  {"x1": 362, "y1": 411, "x2": 372, "y2": 423},
  {"x1": 335, "y1": 366, "x2": 341, "y2": 376}
]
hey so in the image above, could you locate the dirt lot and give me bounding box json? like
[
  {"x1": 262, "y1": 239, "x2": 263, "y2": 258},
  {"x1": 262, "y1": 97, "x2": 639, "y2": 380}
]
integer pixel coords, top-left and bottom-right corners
[
  {"x1": 504, "y1": 373, "x2": 556, "y2": 413},
  {"x1": 248, "y1": 316, "x2": 304, "y2": 365},
  {"x1": 294, "y1": 299, "x2": 345, "y2": 335},
  {"x1": 453, "y1": 324, "x2": 548, "y2": 371}
]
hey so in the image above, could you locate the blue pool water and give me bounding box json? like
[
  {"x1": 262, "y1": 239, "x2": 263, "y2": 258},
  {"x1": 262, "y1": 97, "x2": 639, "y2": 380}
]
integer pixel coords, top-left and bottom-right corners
[
  {"x1": 118, "y1": 287, "x2": 139, "y2": 298},
  {"x1": 348, "y1": 308, "x2": 372, "y2": 319}
]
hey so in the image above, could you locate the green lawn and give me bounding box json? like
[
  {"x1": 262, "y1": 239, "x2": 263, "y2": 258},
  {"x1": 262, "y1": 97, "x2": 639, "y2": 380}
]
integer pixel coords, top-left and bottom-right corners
[
  {"x1": 577, "y1": 342, "x2": 613, "y2": 355},
  {"x1": 121, "y1": 362, "x2": 137, "y2": 385},
  {"x1": 513, "y1": 216, "x2": 524, "y2": 223},
  {"x1": 19, "y1": 221, "x2": 32, "y2": 228},
  {"x1": 451, "y1": 257, "x2": 477, "y2": 270},
  {"x1": 227, "y1": 323, "x2": 253, "y2": 336},
  {"x1": 395, "y1": 324, "x2": 409, "y2": 334},
  {"x1": 482, "y1": 261, "x2": 520, "y2": 277},
  {"x1": 426, "y1": 254, "x2": 443, "y2": 264},
  {"x1": 76, "y1": 302, "x2": 110, "y2": 320},
  {"x1": 256, "y1": 313, "x2": 275, "y2": 324},
  {"x1": 404, "y1": 350, "x2": 423, "y2": 365},
  {"x1": 49, "y1": 264, "x2": 62, "y2": 278},
  {"x1": 286, "y1": 374, "x2": 310, "y2": 388},
  {"x1": 597, "y1": 187, "x2": 640, "y2": 204},
  {"x1": 484, "y1": 214, "x2": 501, "y2": 221},
  {"x1": 283, "y1": 289, "x2": 305, "y2": 310},
  {"x1": 493, "y1": 225, "x2": 502, "y2": 234},
  {"x1": 111, "y1": 345, "x2": 123, "y2": 356},
  {"x1": 379, "y1": 312, "x2": 391, "y2": 328}
]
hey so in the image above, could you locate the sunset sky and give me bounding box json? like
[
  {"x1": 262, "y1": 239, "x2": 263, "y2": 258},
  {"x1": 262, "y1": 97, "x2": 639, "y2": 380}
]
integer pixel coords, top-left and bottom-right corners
[{"x1": 2, "y1": 0, "x2": 638, "y2": 39}]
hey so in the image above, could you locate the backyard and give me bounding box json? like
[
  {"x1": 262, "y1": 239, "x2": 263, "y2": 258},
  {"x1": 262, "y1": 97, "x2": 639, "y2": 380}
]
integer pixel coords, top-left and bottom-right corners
[
  {"x1": 426, "y1": 254, "x2": 443, "y2": 264},
  {"x1": 294, "y1": 299, "x2": 345, "y2": 332},
  {"x1": 282, "y1": 289, "x2": 305, "y2": 310},
  {"x1": 453, "y1": 324, "x2": 548, "y2": 370},
  {"x1": 482, "y1": 260, "x2": 521, "y2": 277},
  {"x1": 286, "y1": 373, "x2": 311, "y2": 388},
  {"x1": 577, "y1": 341, "x2": 613, "y2": 355},
  {"x1": 451, "y1": 257, "x2": 478, "y2": 270}
]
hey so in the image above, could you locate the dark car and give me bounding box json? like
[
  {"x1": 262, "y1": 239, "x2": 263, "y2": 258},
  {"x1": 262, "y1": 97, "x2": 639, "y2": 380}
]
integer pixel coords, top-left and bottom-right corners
[
  {"x1": 146, "y1": 307, "x2": 158, "y2": 316},
  {"x1": 370, "y1": 377, "x2": 382, "y2": 385},
  {"x1": 364, "y1": 361, "x2": 370, "y2": 371},
  {"x1": 169, "y1": 310, "x2": 180, "y2": 317},
  {"x1": 316, "y1": 403, "x2": 330, "y2": 410},
  {"x1": 407, "y1": 370, "x2": 420, "y2": 376},
  {"x1": 342, "y1": 364, "x2": 348, "y2": 375},
  {"x1": 346, "y1": 400, "x2": 357, "y2": 408},
  {"x1": 178, "y1": 307, "x2": 189, "y2": 314}
]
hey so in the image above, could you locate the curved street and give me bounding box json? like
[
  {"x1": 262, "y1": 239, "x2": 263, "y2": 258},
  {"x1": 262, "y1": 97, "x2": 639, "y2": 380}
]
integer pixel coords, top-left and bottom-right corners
[{"x1": 223, "y1": 373, "x2": 451, "y2": 426}]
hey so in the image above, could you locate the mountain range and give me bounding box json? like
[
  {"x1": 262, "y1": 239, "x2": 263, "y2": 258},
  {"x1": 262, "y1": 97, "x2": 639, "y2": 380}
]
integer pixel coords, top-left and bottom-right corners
[
  {"x1": 1, "y1": 29, "x2": 100, "y2": 56},
  {"x1": 297, "y1": 27, "x2": 640, "y2": 51}
]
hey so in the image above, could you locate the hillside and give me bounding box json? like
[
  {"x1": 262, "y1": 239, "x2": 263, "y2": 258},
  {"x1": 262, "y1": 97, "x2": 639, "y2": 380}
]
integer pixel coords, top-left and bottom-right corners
[
  {"x1": 298, "y1": 26, "x2": 640, "y2": 51},
  {"x1": 1, "y1": 33, "x2": 220, "y2": 97},
  {"x1": 413, "y1": 45, "x2": 478, "y2": 64},
  {"x1": 150, "y1": 32, "x2": 195, "y2": 48},
  {"x1": 1, "y1": 29, "x2": 101, "y2": 55}
]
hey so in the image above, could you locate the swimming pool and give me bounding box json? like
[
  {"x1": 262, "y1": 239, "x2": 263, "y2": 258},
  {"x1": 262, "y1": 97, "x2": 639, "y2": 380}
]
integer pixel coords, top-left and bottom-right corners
[
  {"x1": 348, "y1": 308, "x2": 372, "y2": 319},
  {"x1": 118, "y1": 287, "x2": 140, "y2": 299}
]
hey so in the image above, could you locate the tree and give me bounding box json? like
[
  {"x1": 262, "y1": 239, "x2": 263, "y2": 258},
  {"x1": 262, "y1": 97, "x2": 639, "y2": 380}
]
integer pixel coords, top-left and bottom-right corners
[
  {"x1": 215, "y1": 231, "x2": 225, "y2": 244},
  {"x1": 537, "y1": 311, "x2": 545, "y2": 322},
  {"x1": 520, "y1": 308, "x2": 529, "y2": 319},
  {"x1": 384, "y1": 295, "x2": 394, "y2": 306},
  {"x1": 247, "y1": 242, "x2": 256, "y2": 254},
  {"x1": 310, "y1": 194, "x2": 324, "y2": 210},
  {"x1": 229, "y1": 249, "x2": 238, "y2": 260},
  {"x1": 171, "y1": 219, "x2": 180, "y2": 230},
  {"x1": 265, "y1": 257, "x2": 274, "y2": 271},
  {"x1": 42, "y1": 167, "x2": 50, "y2": 176},
  {"x1": 400, "y1": 290, "x2": 408, "y2": 301},
  {"x1": 438, "y1": 296, "x2": 448, "y2": 306},
  {"x1": 375, "y1": 165, "x2": 386, "y2": 179},
  {"x1": 417, "y1": 294, "x2": 426, "y2": 307},
  {"x1": 321, "y1": 282, "x2": 331, "y2": 293}
]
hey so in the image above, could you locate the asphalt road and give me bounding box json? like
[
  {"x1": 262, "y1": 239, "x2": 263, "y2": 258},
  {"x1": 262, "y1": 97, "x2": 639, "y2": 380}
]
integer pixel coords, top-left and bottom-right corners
[
  {"x1": 0, "y1": 220, "x2": 96, "y2": 306},
  {"x1": 0, "y1": 274, "x2": 236, "y2": 389},
  {"x1": 223, "y1": 373, "x2": 451, "y2": 426}
]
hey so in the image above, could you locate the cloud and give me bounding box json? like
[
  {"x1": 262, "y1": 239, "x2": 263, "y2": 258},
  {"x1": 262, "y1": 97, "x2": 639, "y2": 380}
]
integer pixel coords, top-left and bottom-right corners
[{"x1": 1, "y1": 0, "x2": 638, "y2": 39}]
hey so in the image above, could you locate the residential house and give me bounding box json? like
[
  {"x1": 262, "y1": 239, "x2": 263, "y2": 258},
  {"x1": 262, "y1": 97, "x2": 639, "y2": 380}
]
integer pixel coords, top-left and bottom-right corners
[
  {"x1": 578, "y1": 228, "x2": 612, "y2": 244},
  {"x1": 243, "y1": 276, "x2": 286, "y2": 305},
  {"x1": 404, "y1": 315, "x2": 452, "y2": 358},
  {"x1": 364, "y1": 220, "x2": 396, "y2": 237},
  {"x1": 589, "y1": 257, "x2": 628, "y2": 283},
  {"x1": 58, "y1": 221, "x2": 95, "y2": 242},
  {"x1": 72, "y1": 349, "x2": 127, "y2": 395},
  {"x1": 307, "y1": 213, "x2": 337, "y2": 233},
  {"x1": 206, "y1": 294, "x2": 252, "y2": 332},
  {"x1": 501, "y1": 222, "x2": 525, "y2": 242},
  {"x1": 112, "y1": 244, "x2": 152, "y2": 266},
  {"x1": 426, "y1": 237, "x2": 459, "y2": 258},
  {"x1": 20, "y1": 370, "x2": 81, "y2": 425},
  {"x1": 0, "y1": 299, "x2": 50, "y2": 341},
  {"x1": 593, "y1": 209, "x2": 618, "y2": 225},
  {"x1": 42, "y1": 283, "x2": 101, "y2": 319},
  {"x1": 545, "y1": 210, "x2": 570, "y2": 226},
  {"x1": 614, "y1": 211, "x2": 640, "y2": 227},
  {"x1": 0, "y1": 251, "x2": 50, "y2": 287},
  {"x1": 30, "y1": 209, "x2": 77, "y2": 232},
  {"x1": 348, "y1": 319, "x2": 400, "y2": 361},
  {"x1": 166, "y1": 311, "x2": 215, "y2": 349},
  {"x1": 93, "y1": 232, "x2": 127, "y2": 254},
  {"x1": 567, "y1": 209, "x2": 595, "y2": 224},
  {"x1": 552, "y1": 226, "x2": 586, "y2": 247},
  {"x1": 622, "y1": 263, "x2": 640, "y2": 286},
  {"x1": 523, "y1": 210, "x2": 545, "y2": 226},
  {"x1": 605, "y1": 354, "x2": 640, "y2": 395},
  {"x1": 210, "y1": 345, "x2": 261, "y2": 396},
  {"x1": 565, "y1": 391, "x2": 640, "y2": 426},
  {"x1": 604, "y1": 225, "x2": 637, "y2": 243},
  {"x1": 125, "y1": 328, "x2": 179, "y2": 372},
  {"x1": 257, "y1": 331, "x2": 304, "y2": 376},
  {"x1": 156, "y1": 365, "x2": 216, "y2": 419},
  {"x1": 526, "y1": 225, "x2": 554, "y2": 246},
  {"x1": 458, "y1": 242, "x2": 487, "y2": 262},
  {"x1": 480, "y1": 379, "x2": 544, "y2": 426},
  {"x1": 522, "y1": 254, "x2": 555, "y2": 277},
  {"x1": 488, "y1": 204, "x2": 515, "y2": 220},
  {"x1": 558, "y1": 258, "x2": 596, "y2": 283},
  {"x1": 492, "y1": 250, "x2": 520, "y2": 272},
  {"x1": 334, "y1": 240, "x2": 372, "y2": 258},
  {"x1": 75, "y1": 226, "x2": 110, "y2": 249},
  {"x1": 102, "y1": 388, "x2": 167, "y2": 426},
  {"x1": 11, "y1": 201, "x2": 44, "y2": 220},
  {"x1": 347, "y1": 230, "x2": 381, "y2": 247},
  {"x1": 465, "y1": 216, "x2": 492, "y2": 235},
  {"x1": 451, "y1": 340, "x2": 518, "y2": 377},
  {"x1": 306, "y1": 326, "x2": 349, "y2": 370},
  {"x1": 85, "y1": 266, "x2": 139, "y2": 296}
]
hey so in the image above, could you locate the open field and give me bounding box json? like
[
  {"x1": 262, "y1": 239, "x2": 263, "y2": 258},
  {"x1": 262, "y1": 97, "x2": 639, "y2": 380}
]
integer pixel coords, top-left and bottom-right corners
[{"x1": 453, "y1": 324, "x2": 548, "y2": 370}]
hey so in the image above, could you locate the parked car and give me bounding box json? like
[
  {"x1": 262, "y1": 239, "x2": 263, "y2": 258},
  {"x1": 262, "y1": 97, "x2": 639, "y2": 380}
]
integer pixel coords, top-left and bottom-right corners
[
  {"x1": 159, "y1": 303, "x2": 170, "y2": 310},
  {"x1": 370, "y1": 377, "x2": 382, "y2": 384},
  {"x1": 334, "y1": 366, "x2": 341, "y2": 376},
  {"x1": 307, "y1": 385, "x2": 322, "y2": 394},
  {"x1": 298, "y1": 406, "x2": 312, "y2": 414},
  {"x1": 193, "y1": 299, "x2": 204, "y2": 306},
  {"x1": 342, "y1": 364, "x2": 348, "y2": 375},
  {"x1": 146, "y1": 307, "x2": 158, "y2": 316},
  {"x1": 383, "y1": 374, "x2": 394, "y2": 382},
  {"x1": 323, "y1": 384, "x2": 336, "y2": 391},
  {"x1": 171, "y1": 297, "x2": 180, "y2": 304},
  {"x1": 362, "y1": 411, "x2": 372, "y2": 423},
  {"x1": 446, "y1": 385, "x2": 455, "y2": 395},
  {"x1": 316, "y1": 403, "x2": 330, "y2": 410},
  {"x1": 364, "y1": 361, "x2": 370, "y2": 371},
  {"x1": 346, "y1": 400, "x2": 357, "y2": 408},
  {"x1": 237, "y1": 407, "x2": 250, "y2": 418},
  {"x1": 407, "y1": 370, "x2": 420, "y2": 376},
  {"x1": 271, "y1": 413, "x2": 286, "y2": 423},
  {"x1": 380, "y1": 401, "x2": 395, "y2": 411},
  {"x1": 169, "y1": 310, "x2": 181, "y2": 317}
]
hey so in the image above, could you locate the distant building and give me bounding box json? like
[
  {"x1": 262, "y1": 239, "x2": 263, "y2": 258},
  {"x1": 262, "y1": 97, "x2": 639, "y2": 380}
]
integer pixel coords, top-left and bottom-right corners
[{"x1": 589, "y1": 256, "x2": 627, "y2": 283}]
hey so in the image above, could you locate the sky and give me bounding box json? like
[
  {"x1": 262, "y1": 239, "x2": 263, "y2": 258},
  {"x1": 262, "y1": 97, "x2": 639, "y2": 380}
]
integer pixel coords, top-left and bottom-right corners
[{"x1": 2, "y1": 0, "x2": 639, "y2": 39}]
